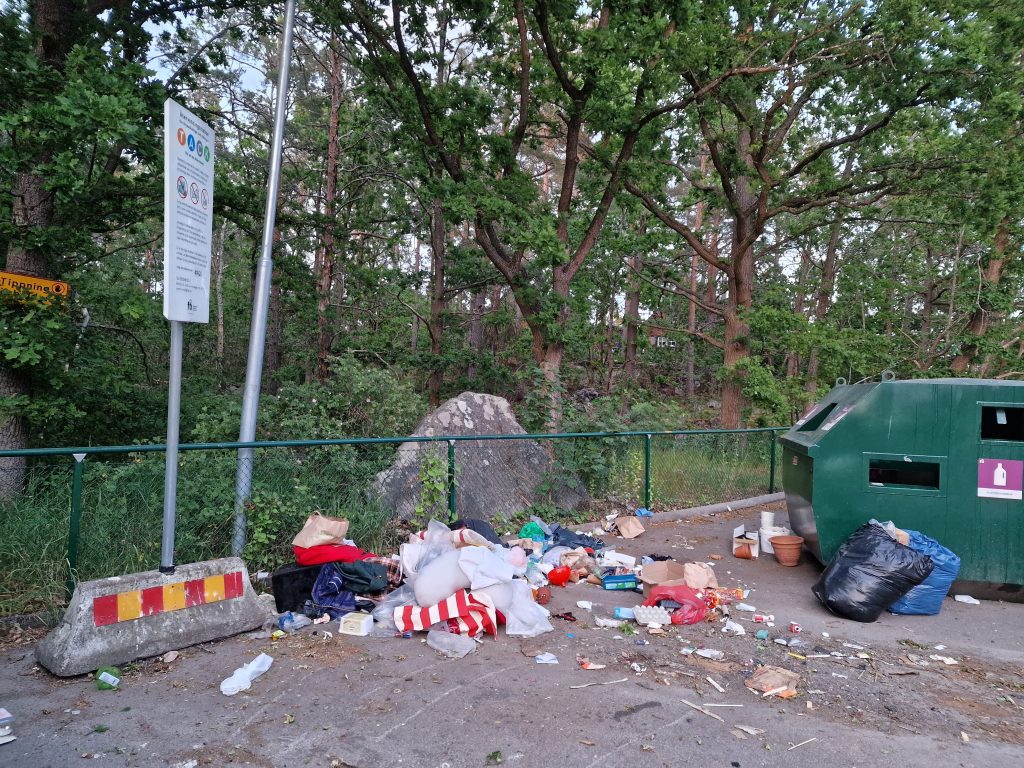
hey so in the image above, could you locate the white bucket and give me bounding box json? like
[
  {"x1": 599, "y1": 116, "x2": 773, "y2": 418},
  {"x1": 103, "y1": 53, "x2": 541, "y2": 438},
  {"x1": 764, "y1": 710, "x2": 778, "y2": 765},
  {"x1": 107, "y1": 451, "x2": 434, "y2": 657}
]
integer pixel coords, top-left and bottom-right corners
[
  {"x1": 760, "y1": 511, "x2": 776, "y2": 529},
  {"x1": 760, "y1": 525, "x2": 791, "y2": 555}
]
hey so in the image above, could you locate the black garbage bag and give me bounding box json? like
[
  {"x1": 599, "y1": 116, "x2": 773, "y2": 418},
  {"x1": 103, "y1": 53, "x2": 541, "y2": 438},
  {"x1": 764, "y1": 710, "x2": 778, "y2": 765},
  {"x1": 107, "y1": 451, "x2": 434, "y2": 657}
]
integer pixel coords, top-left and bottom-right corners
[
  {"x1": 549, "y1": 523, "x2": 604, "y2": 551},
  {"x1": 812, "y1": 523, "x2": 934, "y2": 623},
  {"x1": 453, "y1": 517, "x2": 503, "y2": 546}
]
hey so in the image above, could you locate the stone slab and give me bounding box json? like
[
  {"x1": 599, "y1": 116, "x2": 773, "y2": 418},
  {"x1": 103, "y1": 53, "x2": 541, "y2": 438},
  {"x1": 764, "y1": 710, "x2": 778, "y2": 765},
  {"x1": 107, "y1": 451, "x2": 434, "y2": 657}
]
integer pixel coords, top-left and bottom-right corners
[{"x1": 35, "y1": 557, "x2": 265, "y2": 677}]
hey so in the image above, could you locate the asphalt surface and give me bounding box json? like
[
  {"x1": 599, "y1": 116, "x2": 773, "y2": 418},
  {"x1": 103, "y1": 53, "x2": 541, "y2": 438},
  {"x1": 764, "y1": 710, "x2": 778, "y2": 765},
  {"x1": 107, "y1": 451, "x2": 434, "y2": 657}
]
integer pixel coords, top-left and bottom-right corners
[{"x1": 2, "y1": 503, "x2": 1022, "y2": 768}]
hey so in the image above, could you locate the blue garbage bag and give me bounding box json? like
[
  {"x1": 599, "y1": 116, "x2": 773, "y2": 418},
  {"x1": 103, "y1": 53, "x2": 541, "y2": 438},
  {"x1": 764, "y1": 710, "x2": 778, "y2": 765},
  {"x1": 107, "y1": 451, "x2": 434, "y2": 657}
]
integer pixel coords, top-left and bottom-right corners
[{"x1": 888, "y1": 530, "x2": 960, "y2": 616}]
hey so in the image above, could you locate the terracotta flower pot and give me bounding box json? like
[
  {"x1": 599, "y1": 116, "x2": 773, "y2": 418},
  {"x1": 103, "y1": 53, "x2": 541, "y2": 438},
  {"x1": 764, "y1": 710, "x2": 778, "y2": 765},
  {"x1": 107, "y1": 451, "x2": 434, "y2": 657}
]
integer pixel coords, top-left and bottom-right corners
[{"x1": 770, "y1": 535, "x2": 804, "y2": 567}]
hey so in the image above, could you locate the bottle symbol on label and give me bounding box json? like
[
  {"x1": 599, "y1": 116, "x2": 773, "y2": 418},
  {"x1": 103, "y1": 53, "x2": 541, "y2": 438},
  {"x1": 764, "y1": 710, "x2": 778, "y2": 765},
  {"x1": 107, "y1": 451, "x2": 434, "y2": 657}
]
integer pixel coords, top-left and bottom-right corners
[{"x1": 994, "y1": 462, "x2": 1007, "y2": 487}]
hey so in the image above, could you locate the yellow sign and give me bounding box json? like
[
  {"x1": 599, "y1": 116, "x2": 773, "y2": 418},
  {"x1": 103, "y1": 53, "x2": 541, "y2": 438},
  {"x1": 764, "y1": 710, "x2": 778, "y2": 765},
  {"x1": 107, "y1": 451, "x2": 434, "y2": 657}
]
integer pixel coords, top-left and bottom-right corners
[{"x1": 0, "y1": 271, "x2": 70, "y2": 301}]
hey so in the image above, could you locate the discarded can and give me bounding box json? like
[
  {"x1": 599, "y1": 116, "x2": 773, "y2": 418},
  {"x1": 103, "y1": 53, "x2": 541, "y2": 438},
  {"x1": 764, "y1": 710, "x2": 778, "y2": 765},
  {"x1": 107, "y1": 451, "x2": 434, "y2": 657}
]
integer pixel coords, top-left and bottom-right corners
[
  {"x1": 788, "y1": 622, "x2": 801, "y2": 633},
  {"x1": 752, "y1": 613, "x2": 774, "y2": 623}
]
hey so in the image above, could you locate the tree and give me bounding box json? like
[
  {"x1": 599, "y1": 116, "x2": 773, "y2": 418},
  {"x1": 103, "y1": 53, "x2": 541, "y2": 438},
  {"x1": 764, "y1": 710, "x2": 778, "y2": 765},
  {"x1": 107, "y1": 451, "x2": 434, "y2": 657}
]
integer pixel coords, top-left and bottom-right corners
[{"x1": 624, "y1": 0, "x2": 993, "y2": 425}]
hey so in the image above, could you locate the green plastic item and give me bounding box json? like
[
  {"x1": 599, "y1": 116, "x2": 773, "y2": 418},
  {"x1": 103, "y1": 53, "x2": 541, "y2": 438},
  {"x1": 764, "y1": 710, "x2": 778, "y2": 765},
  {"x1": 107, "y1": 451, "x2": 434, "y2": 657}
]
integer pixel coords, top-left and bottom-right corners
[
  {"x1": 755, "y1": 629, "x2": 770, "y2": 641},
  {"x1": 781, "y1": 376, "x2": 1024, "y2": 586},
  {"x1": 518, "y1": 521, "x2": 546, "y2": 541},
  {"x1": 96, "y1": 666, "x2": 121, "y2": 690}
]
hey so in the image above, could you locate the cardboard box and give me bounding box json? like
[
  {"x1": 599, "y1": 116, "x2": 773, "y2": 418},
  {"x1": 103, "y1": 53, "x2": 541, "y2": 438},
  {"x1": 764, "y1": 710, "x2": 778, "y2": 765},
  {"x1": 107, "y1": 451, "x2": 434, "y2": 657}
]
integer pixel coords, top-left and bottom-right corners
[
  {"x1": 639, "y1": 560, "x2": 687, "y2": 595},
  {"x1": 639, "y1": 560, "x2": 718, "y2": 595},
  {"x1": 733, "y1": 524, "x2": 760, "y2": 559}
]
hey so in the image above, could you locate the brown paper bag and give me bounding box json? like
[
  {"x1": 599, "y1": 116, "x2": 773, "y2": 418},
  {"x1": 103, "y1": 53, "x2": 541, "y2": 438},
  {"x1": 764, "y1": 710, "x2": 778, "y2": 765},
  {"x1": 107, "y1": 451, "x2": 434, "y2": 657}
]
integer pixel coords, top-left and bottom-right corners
[
  {"x1": 614, "y1": 516, "x2": 645, "y2": 539},
  {"x1": 292, "y1": 513, "x2": 349, "y2": 548}
]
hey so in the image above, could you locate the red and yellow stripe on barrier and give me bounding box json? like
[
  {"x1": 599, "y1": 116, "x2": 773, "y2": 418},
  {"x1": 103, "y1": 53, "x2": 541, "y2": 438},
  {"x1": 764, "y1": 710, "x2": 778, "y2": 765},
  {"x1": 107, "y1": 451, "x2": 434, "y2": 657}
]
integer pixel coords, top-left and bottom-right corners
[{"x1": 92, "y1": 571, "x2": 245, "y2": 627}]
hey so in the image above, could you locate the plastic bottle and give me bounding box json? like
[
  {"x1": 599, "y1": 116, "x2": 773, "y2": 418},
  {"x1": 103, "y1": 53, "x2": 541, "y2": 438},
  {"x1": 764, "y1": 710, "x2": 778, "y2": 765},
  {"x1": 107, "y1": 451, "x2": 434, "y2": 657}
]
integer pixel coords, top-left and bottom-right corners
[
  {"x1": 219, "y1": 653, "x2": 274, "y2": 696},
  {"x1": 277, "y1": 612, "x2": 312, "y2": 632}
]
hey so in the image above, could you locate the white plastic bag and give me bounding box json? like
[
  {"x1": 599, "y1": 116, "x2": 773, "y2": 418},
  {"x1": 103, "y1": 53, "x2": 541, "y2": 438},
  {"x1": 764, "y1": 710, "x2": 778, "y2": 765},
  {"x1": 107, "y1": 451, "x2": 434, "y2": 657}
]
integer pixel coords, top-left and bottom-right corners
[
  {"x1": 476, "y1": 580, "x2": 553, "y2": 637},
  {"x1": 426, "y1": 629, "x2": 477, "y2": 658},
  {"x1": 401, "y1": 519, "x2": 456, "y2": 578},
  {"x1": 371, "y1": 584, "x2": 417, "y2": 631},
  {"x1": 413, "y1": 549, "x2": 471, "y2": 606},
  {"x1": 220, "y1": 653, "x2": 273, "y2": 696}
]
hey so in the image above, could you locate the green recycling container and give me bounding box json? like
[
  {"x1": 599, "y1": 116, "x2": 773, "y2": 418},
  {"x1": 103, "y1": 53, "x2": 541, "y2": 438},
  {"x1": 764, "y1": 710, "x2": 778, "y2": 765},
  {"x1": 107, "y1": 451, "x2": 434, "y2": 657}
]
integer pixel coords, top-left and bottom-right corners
[{"x1": 780, "y1": 376, "x2": 1024, "y2": 591}]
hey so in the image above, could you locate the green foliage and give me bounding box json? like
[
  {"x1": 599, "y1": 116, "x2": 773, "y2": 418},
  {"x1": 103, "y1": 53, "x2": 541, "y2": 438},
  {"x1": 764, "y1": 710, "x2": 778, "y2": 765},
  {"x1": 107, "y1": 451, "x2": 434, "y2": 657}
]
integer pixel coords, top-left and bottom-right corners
[{"x1": 412, "y1": 447, "x2": 451, "y2": 528}]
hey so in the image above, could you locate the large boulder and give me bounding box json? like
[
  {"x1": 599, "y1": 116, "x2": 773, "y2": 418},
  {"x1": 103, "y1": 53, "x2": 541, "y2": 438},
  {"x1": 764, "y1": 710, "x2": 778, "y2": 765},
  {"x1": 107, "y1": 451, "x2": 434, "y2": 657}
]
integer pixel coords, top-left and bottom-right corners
[{"x1": 374, "y1": 392, "x2": 589, "y2": 521}]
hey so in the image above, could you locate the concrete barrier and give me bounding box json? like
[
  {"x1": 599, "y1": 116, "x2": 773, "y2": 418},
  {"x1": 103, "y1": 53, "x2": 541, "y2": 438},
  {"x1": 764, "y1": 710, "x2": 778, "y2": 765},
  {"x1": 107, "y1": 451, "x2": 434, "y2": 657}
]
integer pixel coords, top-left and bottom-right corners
[{"x1": 36, "y1": 557, "x2": 266, "y2": 677}]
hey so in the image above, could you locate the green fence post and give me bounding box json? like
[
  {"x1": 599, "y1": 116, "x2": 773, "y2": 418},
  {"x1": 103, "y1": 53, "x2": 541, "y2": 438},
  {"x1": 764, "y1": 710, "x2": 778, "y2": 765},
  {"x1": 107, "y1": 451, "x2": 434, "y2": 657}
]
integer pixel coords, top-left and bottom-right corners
[
  {"x1": 644, "y1": 433, "x2": 652, "y2": 509},
  {"x1": 768, "y1": 430, "x2": 777, "y2": 494},
  {"x1": 447, "y1": 439, "x2": 456, "y2": 520},
  {"x1": 66, "y1": 452, "x2": 86, "y2": 600}
]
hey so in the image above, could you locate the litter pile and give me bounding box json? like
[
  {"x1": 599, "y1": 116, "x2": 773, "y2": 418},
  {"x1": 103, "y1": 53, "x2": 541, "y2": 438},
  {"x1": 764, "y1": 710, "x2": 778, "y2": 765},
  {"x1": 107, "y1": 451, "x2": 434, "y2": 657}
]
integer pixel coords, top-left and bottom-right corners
[{"x1": 266, "y1": 509, "x2": 756, "y2": 654}]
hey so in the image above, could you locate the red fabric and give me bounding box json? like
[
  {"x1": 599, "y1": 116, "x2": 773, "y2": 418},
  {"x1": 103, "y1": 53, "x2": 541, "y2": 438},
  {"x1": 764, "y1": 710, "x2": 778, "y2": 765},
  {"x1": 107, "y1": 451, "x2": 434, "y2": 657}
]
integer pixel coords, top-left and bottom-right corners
[{"x1": 293, "y1": 544, "x2": 375, "y2": 566}]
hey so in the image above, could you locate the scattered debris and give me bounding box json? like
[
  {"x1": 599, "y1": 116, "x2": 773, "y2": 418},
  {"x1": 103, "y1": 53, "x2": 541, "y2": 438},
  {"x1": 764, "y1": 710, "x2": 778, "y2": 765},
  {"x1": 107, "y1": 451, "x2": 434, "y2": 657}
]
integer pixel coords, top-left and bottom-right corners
[
  {"x1": 695, "y1": 648, "x2": 725, "y2": 660},
  {"x1": 954, "y1": 595, "x2": 980, "y2": 605},
  {"x1": 706, "y1": 676, "x2": 726, "y2": 693},
  {"x1": 734, "y1": 725, "x2": 765, "y2": 738},
  {"x1": 681, "y1": 699, "x2": 724, "y2": 722},
  {"x1": 220, "y1": 653, "x2": 274, "y2": 696},
  {"x1": 95, "y1": 667, "x2": 121, "y2": 691},
  {"x1": 577, "y1": 655, "x2": 606, "y2": 671},
  {"x1": 788, "y1": 737, "x2": 817, "y2": 750},
  {"x1": 745, "y1": 666, "x2": 800, "y2": 699},
  {"x1": 534, "y1": 653, "x2": 558, "y2": 664},
  {"x1": 569, "y1": 678, "x2": 628, "y2": 690},
  {"x1": 160, "y1": 651, "x2": 179, "y2": 664}
]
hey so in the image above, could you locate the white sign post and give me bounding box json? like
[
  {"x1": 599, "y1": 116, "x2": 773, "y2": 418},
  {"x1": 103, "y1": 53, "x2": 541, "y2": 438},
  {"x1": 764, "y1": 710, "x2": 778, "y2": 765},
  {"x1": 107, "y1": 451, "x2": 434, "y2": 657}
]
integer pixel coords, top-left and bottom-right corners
[{"x1": 161, "y1": 99, "x2": 215, "y2": 572}]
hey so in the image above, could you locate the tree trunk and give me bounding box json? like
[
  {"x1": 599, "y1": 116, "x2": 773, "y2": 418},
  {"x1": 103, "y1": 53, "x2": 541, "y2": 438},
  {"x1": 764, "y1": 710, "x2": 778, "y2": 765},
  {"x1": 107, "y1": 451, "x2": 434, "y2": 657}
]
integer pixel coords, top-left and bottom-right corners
[
  {"x1": 720, "y1": 174, "x2": 757, "y2": 428},
  {"x1": 214, "y1": 218, "x2": 226, "y2": 366},
  {"x1": 787, "y1": 246, "x2": 811, "y2": 379},
  {"x1": 467, "y1": 286, "x2": 486, "y2": 381},
  {"x1": 427, "y1": 197, "x2": 446, "y2": 408},
  {"x1": 316, "y1": 40, "x2": 344, "y2": 382},
  {"x1": 603, "y1": 288, "x2": 616, "y2": 394},
  {"x1": 0, "y1": 368, "x2": 28, "y2": 500},
  {"x1": 0, "y1": 1, "x2": 83, "y2": 497},
  {"x1": 411, "y1": 238, "x2": 421, "y2": 354},
  {"x1": 951, "y1": 220, "x2": 1011, "y2": 373},
  {"x1": 622, "y1": 258, "x2": 642, "y2": 384}
]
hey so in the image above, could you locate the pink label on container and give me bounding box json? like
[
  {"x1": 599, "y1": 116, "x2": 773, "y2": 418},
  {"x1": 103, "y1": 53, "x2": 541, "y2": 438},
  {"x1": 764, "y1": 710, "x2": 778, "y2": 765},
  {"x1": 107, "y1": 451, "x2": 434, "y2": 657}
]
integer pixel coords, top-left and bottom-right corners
[{"x1": 978, "y1": 458, "x2": 1023, "y2": 500}]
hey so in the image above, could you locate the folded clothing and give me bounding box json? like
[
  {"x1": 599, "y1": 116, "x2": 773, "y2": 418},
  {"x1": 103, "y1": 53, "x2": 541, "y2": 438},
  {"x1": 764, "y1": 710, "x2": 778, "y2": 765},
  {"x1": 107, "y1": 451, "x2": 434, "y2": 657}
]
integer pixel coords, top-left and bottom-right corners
[{"x1": 294, "y1": 543, "x2": 376, "y2": 566}]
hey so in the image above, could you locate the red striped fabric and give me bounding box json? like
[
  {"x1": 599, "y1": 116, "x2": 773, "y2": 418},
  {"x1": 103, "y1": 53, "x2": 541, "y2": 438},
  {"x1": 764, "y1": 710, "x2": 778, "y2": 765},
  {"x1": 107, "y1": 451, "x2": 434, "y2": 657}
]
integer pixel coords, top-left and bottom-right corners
[{"x1": 394, "y1": 590, "x2": 498, "y2": 637}]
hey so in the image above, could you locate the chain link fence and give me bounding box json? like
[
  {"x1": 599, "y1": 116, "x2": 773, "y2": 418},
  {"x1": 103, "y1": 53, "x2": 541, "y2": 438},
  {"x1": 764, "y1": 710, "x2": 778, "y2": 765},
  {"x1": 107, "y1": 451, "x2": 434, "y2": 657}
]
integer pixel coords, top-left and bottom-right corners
[{"x1": 0, "y1": 428, "x2": 782, "y2": 616}]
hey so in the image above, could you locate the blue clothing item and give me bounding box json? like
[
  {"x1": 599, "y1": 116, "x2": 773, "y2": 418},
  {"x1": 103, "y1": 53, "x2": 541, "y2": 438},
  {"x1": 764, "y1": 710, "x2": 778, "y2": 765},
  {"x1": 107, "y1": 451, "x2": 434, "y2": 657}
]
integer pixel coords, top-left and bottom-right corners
[{"x1": 310, "y1": 562, "x2": 357, "y2": 619}]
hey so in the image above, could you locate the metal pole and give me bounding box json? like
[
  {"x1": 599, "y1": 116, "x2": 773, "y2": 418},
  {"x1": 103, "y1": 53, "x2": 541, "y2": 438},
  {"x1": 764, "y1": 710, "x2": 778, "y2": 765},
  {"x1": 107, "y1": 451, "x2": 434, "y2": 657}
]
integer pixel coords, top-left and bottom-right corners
[
  {"x1": 232, "y1": 0, "x2": 297, "y2": 556},
  {"x1": 66, "y1": 453, "x2": 86, "y2": 599},
  {"x1": 447, "y1": 440, "x2": 456, "y2": 521},
  {"x1": 768, "y1": 430, "x2": 778, "y2": 494},
  {"x1": 643, "y1": 433, "x2": 652, "y2": 509},
  {"x1": 161, "y1": 320, "x2": 184, "y2": 572}
]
